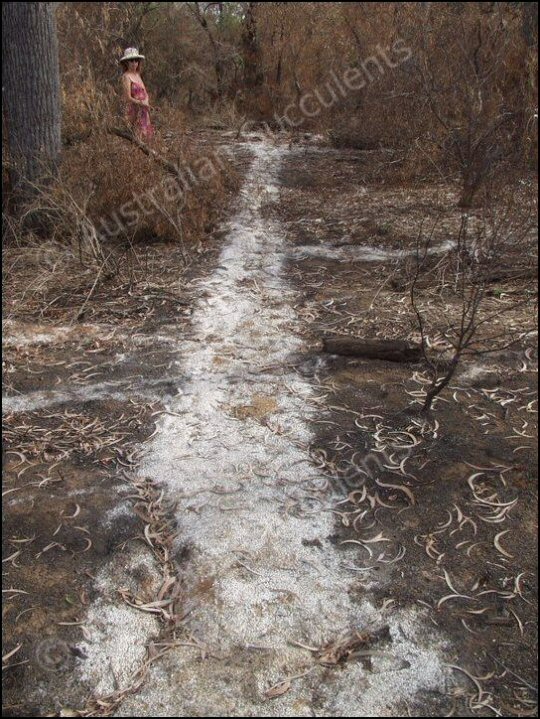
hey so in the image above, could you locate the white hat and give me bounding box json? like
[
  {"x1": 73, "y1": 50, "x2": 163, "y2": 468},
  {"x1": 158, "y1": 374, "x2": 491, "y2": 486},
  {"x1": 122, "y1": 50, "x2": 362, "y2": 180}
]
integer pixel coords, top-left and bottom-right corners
[{"x1": 119, "y1": 47, "x2": 145, "y2": 63}]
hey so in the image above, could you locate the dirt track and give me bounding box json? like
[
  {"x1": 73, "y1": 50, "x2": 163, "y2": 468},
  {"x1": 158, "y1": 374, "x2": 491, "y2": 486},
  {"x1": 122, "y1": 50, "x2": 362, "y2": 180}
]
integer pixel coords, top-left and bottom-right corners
[{"x1": 2, "y1": 134, "x2": 538, "y2": 717}]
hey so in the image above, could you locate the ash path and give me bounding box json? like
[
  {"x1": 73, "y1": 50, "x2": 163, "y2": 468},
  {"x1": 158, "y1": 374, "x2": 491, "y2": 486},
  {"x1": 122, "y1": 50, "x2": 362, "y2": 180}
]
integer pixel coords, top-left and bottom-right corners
[{"x1": 115, "y1": 140, "x2": 448, "y2": 716}]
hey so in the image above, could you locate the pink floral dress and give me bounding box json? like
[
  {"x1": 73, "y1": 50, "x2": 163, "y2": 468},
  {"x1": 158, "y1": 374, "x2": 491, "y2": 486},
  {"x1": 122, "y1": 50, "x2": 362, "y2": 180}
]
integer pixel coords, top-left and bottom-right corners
[{"x1": 128, "y1": 80, "x2": 153, "y2": 139}]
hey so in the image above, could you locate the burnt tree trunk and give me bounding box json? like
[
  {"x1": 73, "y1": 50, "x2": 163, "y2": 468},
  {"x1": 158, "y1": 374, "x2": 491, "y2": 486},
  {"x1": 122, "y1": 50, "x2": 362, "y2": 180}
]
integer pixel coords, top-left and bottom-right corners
[
  {"x1": 322, "y1": 338, "x2": 422, "y2": 363},
  {"x1": 2, "y1": 2, "x2": 62, "y2": 198},
  {"x1": 242, "y1": 2, "x2": 264, "y2": 90}
]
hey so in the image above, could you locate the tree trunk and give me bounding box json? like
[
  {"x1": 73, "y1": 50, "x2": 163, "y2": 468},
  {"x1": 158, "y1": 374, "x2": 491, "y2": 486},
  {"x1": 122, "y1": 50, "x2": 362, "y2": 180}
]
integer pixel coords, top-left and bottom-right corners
[
  {"x1": 242, "y1": 2, "x2": 263, "y2": 90},
  {"x1": 190, "y1": 4, "x2": 225, "y2": 100},
  {"x1": 2, "y1": 2, "x2": 62, "y2": 197},
  {"x1": 422, "y1": 354, "x2": 461, "y2": 413}
]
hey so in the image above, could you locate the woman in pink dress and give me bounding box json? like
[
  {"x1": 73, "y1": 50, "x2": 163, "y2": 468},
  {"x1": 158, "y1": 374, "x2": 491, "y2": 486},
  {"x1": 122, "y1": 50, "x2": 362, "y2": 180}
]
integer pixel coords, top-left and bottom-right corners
[{"x1": 119, "y1": 47, "x2": 154, "y2": 139}]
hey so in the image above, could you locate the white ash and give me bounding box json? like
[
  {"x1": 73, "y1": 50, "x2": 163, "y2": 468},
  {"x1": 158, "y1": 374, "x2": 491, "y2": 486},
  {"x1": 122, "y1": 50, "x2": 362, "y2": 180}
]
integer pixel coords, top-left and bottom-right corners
[{"x1": 114, "y1": 140, "x2": 450, "y2": 716}]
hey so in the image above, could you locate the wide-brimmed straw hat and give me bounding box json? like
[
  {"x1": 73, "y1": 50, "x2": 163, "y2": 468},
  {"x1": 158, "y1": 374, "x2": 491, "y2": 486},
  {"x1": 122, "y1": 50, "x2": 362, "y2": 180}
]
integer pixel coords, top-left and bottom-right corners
[{"x1": 119, "y1": 47, "x2": 145, "y2": 64}]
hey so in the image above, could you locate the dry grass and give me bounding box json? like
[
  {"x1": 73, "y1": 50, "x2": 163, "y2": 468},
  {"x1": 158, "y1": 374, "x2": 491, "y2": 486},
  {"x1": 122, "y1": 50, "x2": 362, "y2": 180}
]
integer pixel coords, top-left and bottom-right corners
[{"x1": 61, "y1": 121, "x2": 236, "y2": 245}]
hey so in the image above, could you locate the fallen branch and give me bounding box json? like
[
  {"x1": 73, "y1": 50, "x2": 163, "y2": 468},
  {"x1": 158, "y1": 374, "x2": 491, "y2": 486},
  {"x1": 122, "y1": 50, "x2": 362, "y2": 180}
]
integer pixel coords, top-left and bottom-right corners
[{"x1": 107, "y1": 126, "x2": 182, "y2": 178}]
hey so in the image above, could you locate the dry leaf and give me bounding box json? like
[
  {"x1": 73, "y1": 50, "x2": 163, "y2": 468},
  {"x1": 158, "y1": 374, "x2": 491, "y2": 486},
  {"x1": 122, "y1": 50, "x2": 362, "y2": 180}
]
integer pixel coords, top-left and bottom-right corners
[{"x1": 265, "y1": 679, "x2": 292, "y2": 699}]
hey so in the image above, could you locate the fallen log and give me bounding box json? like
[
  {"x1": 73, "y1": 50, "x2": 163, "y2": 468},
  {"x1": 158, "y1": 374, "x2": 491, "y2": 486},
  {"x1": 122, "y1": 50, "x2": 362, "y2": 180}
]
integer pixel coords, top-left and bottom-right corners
[
  {"x1": 481, "y1": 267, "x2": 537, "y2": 285},
  {"x1": 322, "y1": 337, "x2": 422, "y2": 363}
]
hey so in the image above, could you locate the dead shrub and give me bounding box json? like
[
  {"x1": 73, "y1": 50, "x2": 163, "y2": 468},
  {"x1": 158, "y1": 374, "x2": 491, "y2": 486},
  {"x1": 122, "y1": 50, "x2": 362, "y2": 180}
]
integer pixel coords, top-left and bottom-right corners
[
  {"x1": 407, "y1": 198, "x2": 538, "y2": 413},
  {"x1": 3, "y1": 106, "x2": 238, "y2": 323},
  {"x1": 62, "y1": 127, "x2": 234, "y2": 247}
]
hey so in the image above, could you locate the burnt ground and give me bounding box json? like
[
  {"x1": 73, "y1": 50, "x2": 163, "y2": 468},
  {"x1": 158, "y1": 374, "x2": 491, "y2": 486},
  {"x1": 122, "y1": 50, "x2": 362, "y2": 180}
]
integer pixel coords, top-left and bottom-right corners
[
  {"x1": 2, "y1": 133, "x2": 538, "y2": 717},
  {"x1": 278, "y1": 144, "x2": 538, "y2": 716},
  {"x1": 2, "y1": 262, "x2": 200, "y2": 716},
  {"x1": 2, "y1": 135, "x2": 252, "y2": 716}
]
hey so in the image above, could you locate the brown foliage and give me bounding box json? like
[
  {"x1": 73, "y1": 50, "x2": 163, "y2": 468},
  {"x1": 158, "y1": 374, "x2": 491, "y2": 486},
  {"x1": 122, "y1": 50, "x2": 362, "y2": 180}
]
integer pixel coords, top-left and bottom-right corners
[
  {"x1": 4, "y1": 2, "x2": 538, "y2": 239},
  {"x1": 55, "y1": 3, "x2": 538, "y2": 186}
]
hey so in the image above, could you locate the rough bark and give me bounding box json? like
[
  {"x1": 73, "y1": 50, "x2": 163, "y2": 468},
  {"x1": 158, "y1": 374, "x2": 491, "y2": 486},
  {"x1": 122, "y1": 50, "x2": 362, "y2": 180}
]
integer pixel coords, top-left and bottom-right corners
[
  {"x1": 322, "y1": 338, "x2": 422, "y2": 363},
  {"x1": 2, "y1": 2, "x2": 62, "y2": 196}
]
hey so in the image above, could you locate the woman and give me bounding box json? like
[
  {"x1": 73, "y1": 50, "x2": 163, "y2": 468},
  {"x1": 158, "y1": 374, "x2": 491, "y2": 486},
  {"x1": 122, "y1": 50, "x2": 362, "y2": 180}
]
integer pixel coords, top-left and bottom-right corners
[{"x1": 120, "y1": 47, "x2": 154, "y2": 139}]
